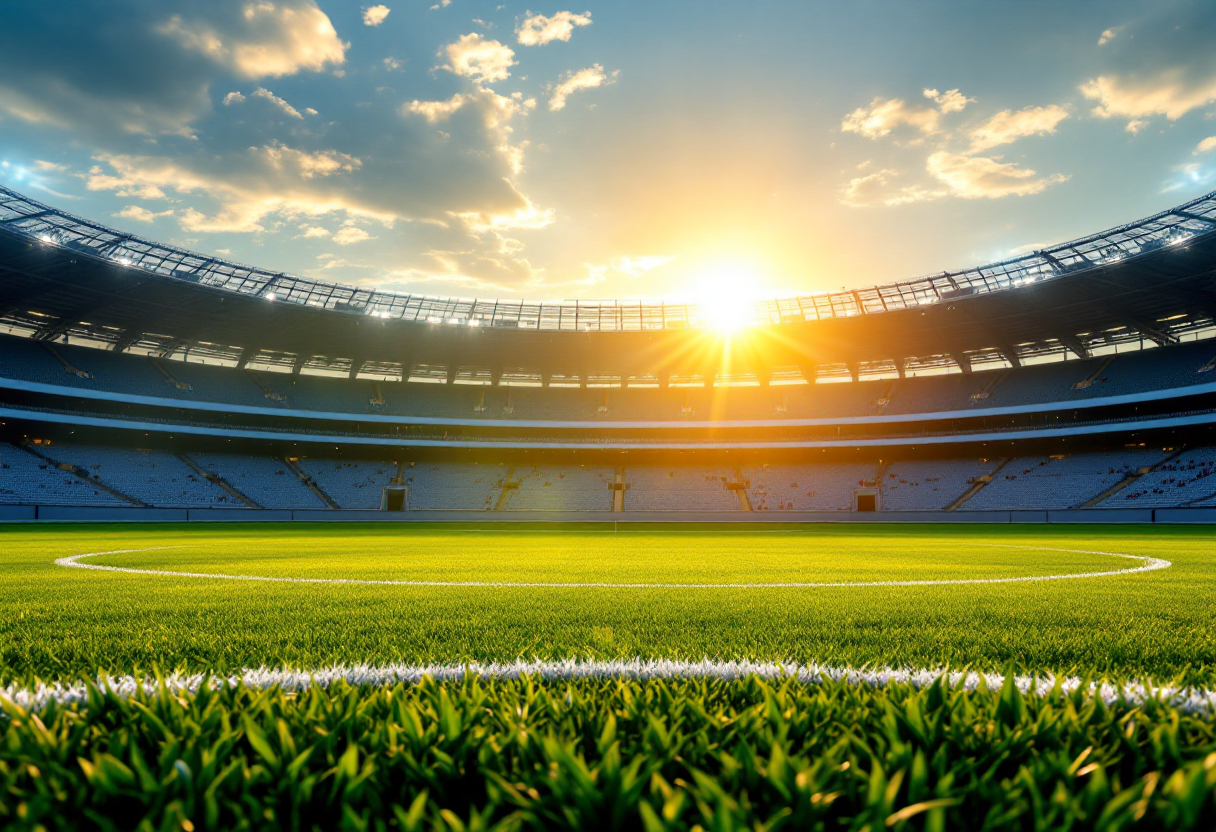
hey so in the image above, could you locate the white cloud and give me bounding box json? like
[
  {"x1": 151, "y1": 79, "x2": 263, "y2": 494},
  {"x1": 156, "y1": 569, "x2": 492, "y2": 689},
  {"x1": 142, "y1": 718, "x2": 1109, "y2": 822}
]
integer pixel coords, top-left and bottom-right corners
[
  {"x1": 250, "y1": 87, "x2": 303, "y2": 118},
  {"x1": 969, "y1": 105, "x2": 1069, "y2": 152},
  {"x1": 383, "y1": 57, "x2": 402, "y2": 71},
  {"x1": 1082, "y1": 73, "x2": 1216, "y2": 123},
  {"x1": 842, "y1": 88, "x2": 972, "y2": 140},
  {"x1": 333, "y1": 224, "x2": 374, "y2": 244},
  {"x1": 1098, "y1": 27, "x2": 1120, "y2": 46},
  {"x1": 85, "y1": 147, "x2": 374, "y2": 234},
  {"x1": 115, "y1": 205, "x2": 174, "y2": 222},
  {"x1": 516, "y1": 11, "x2": 592, "y2": 46},
  {"x1": 404, "y1": 88, "x2": 535, "y2": 173},
  {"x1": 583, "y1": 255, "x2": 674, "y2": 285},
  {"x1": 441, "y1": 34, "x2": 515, "y2": 84},
  {"x1": 157, "y1": 2, "x2": 347, "y2": 79},
  {"x1": 1196, "y1": 136, "x2": 1216, "y2": 155},
  {"x1": 223, "y1": 91, "x2": 246, "y2": 105},
  {"x1": 429, "y1": 0, "x2": 451, "y2": 8},
  {"x1": 362, "y1": 5, "x2": 390, "y2": 26},
  {"x1": 33, "y1": 160, "x2": 68, "y2": 172},
  {"x1": 548, "y1": 64, "x2": 617, "y2": 111},
  {"x1": 923, "y1": 88, "x2": 972, "y2": 114},
  {"x1": 926, "y1": 151, "x2": 1069, "y2": 199},
  {"x1": 299, "y1": 225, "x2": 331, "y2": 237},
  {"x1": 1080, "y1": 5, "x2": 1216, "y2": 130},
  {"x1": 453, "y1": 197, "x2": 554, "y2": 232},
  {"x1": 839, "y1": 169, "x2": 946, "y2": 207}
]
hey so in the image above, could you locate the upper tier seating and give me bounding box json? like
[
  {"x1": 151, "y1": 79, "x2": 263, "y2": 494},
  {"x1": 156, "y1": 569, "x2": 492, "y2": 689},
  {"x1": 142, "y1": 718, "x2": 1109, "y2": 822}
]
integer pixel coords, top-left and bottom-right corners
[
  {"x1": 0, "y1": 442, "x2": 129, "y2": 506},
  {"x1": 188, "y1": 452, "x2": 326, "y2": 509},
  {"x1": 880, "y1": 458, "x2": 1002, "y2": 511},
  {"x1": 404, "y1": 462, "x2": 507, "y2": 510},
  {"x1": 295, "y1": 458, "x2": 393, "y2": 509},
  {"x1": 1103, "y1": 448, "x2": 1216, "y2": 507},
  {"x1": 44, "y1": 442, "x2": 244, "y2": 508},
  {"x1": 745, "y1": 462, "x2": 878, "y2": 511},
  {"x1": 3, "y1": 332, "x2": 1214, "y2": 423},
  {"x1": 625, "y1": 466, "x2": 739, "y2": 511},
  {"x1": 509, "y1": 464, "x2": 613, "y2": 511},
  {"x1": 964, "y1": 449, "x2": 1168, "y2": 510}
]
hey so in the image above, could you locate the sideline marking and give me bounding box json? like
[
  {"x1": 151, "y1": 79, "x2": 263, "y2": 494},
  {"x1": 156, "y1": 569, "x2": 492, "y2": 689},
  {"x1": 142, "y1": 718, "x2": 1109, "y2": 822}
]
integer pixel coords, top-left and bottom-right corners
[
  {"x1": 55, "y1": 545, "x2": 1172, "y2": 589},
  {"x1": 3, "y1": 658, "x2": 1213, "y2": 716}
]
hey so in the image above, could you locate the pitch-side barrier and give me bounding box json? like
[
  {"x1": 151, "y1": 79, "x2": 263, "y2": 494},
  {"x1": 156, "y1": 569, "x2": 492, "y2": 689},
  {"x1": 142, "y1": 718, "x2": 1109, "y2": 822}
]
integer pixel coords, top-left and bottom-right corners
[{"x1": 1, "y1": 505, "x2": 1215, "y2": 523}]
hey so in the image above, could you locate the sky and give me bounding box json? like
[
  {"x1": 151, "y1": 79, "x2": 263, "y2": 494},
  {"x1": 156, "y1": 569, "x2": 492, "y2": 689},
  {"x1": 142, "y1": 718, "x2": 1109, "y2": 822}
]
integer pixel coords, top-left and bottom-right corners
[{"x1": 1, "y1": 0, "x2": 1215, "y2": 307}]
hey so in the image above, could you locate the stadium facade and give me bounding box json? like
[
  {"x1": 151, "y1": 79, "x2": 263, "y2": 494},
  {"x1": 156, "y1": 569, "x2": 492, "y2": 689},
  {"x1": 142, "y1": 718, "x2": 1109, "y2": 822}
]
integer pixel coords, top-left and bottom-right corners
[{"x1": 2, "y1": 184, "x2": 1216, "y2": 521}]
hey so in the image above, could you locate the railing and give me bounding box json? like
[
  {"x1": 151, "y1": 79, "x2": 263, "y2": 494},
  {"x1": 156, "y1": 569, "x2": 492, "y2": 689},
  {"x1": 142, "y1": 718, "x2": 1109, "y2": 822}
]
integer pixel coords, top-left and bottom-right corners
[{"x1": 3, "y1": 183, "x2": 1215, "y2": 330}]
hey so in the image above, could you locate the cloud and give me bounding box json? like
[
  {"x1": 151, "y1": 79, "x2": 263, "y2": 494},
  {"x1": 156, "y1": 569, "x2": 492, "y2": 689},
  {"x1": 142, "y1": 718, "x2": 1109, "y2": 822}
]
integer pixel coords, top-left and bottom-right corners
[
  {"x1": 362, "y1": 5, "x2": 390, "y2": 26},
  {"x1": 923, "y1": 88, "x2": 972, "y2": 114},
  {"x1": 333, "y1": 224, "x2": 374, "y2": 244},
  {"x1": 839, "y1": 169, "x2": 946, "y2": 207},
  {"x1": 223, "y1": 91, "x2": 246, "y2": 105},
  {"x1": 1079, "y1": 3, "x2": 1216, "y2": 129},
  {"x1": 548, "y1": 65, "x2": 618, "y2": 111},
  {"x1": 430, "y1": 0, "x2": 451, "y2": 8},
  {"x1": 441, "y1": 34, "x2": 516, "y2": 84},
  {"x1": 926, "y1": 151, "x2": 1069, "y2": 199},
  {"x1": 1196, "y1": 136, "x2": 1216, "y2": 155},
  {"x1": 841, "y1": 89, "x2": 970, "y2": 140},
  {"x1": 115, "y1": 205, "x2": 174, "y2": 223},
  {"x1": 516, "y1": 11, "x2": 592, "y2": 46},
  {"x1": 33, "y1": 160, "x2": 68, "y2": 172},
  {"x1": 250, "y1": 87, "x2": 303, "y2": 118},
  {"x1": 85, "y1": 146, "x2": 372, "y2": 233},
  {"x1": 0, "y1": 1, "x2": 344, "y2": 138},
  {"x1": 383, "y1": 57, "x2": 402, "y2": 71},
  {"x1": 1098, "y1": 27, "x2": 1120, "y2": 46},
  {"x1": 404, "y1": 88, "x2": 535, "y2": 173},
  {"x1": 298, "y1": 225, "x2": 331, "y2": 237},
  {"x1": 582, "y1": 255, "x2": 674, "y2": 286},
  {"x1": 157, "y1": 2, "x2": 347, "y2": 79},
  {"x1": 969, "y1": 105, "x2": 1069, "y2": 152}
]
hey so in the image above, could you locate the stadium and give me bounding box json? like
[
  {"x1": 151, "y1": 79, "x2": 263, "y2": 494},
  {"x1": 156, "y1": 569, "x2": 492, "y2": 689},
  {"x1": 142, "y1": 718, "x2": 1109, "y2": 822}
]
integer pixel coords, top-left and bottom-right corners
[
  {"x1": 4, "y1": 184, "x2": 1216, "y2": 519},
  {"x1": 2, "y1": 3, "x2": 1216, "y2": 829}
]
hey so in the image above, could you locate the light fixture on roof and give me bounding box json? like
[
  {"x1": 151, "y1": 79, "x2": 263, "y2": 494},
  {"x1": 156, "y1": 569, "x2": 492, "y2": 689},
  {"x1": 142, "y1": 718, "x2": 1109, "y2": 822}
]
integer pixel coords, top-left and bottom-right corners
[
  {"x1": 39, "y1": 234, "x2": 52, "y2": 244},
  {"x1": 265, "y1": 292, "x2": 276, "y2": 301}
]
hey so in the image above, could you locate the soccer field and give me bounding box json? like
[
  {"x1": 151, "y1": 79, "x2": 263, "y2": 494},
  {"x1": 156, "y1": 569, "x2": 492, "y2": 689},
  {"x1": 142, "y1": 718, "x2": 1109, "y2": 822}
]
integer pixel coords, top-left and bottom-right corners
[
  {"x1": 3, "y1": 522, "x2": 1214, "y2": 683},
  {"x1": 3, "y1": 522, "x2": 1215, "y2": 829}
]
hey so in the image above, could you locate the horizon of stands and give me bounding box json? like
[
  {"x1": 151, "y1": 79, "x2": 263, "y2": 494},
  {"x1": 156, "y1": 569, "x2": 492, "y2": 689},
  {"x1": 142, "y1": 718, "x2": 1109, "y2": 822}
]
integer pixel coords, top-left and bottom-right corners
[
  {"x1": 7, "y1": 439, "x2": 1216, "y2": 512},
  {"x1": 3, "y1": 332, "x2": 1216, "y2": 425}
]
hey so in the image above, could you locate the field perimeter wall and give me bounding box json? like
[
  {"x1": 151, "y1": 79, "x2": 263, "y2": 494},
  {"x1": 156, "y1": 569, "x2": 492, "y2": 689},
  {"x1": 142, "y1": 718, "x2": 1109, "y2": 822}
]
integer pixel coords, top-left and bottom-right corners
[{"x1": 2, "y1": 505, "x2": 1215, "y2": 524}]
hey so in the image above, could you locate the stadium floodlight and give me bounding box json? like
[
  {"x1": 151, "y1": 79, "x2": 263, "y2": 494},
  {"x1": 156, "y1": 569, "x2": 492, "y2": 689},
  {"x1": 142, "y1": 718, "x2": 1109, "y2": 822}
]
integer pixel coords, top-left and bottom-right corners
[
  {"x1": 39, "y1": 234, "x2": 52, "y2": 244},
  {"x1": 265, "y1": 292, "x2": 277, "y2": 301}
]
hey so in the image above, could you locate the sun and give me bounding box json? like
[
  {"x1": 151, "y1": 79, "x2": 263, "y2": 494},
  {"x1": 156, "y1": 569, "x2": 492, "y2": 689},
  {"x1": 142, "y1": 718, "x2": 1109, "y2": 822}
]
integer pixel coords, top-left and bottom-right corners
[{"x1": 691, "y1": 269, "x2": 761, "y2": 332}]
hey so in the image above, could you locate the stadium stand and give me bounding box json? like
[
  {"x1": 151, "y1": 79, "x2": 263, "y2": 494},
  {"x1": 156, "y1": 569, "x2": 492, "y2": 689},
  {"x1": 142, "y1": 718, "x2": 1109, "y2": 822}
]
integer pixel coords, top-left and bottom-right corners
[
  {"x1": 189, "y1": 452, "x2": 326, "y2": 509},
  {"x1": 0, "y1": 442, "x2": 129, "y2": 506},
  {"x1": 880, "y1": 458, "x2": 1004, "y2": 511},
  {"x1": 964, "y1": 449, "x2": 1169, "y2": 510},
  {"x1": 509, "y1": 464, "x2": 614, "y2": 511},
  {"x1": 625, "y1": 466, "x2": 739, "y2": 511},
  {"x1": 745, "y1": 462, "x2": 878, "y2": 511},
  {"x1": 294, "y1": 458, "x2": 394, "y2": 510},
  {"x1": 1104, "y1": 448, "x2": 1216, "y2": 507},
  {"x1": 39, "y1": 443, "x2": 246, "y2": 508},
  {"x1": 404, "y1": 462, "x2": 507, "y2": 510}
]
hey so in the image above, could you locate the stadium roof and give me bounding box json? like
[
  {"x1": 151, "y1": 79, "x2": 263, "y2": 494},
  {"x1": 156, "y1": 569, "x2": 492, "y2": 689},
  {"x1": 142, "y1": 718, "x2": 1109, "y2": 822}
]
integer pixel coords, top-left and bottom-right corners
[{"x1": 1, "y1": 183, "x2": 1215, "y2": 382}]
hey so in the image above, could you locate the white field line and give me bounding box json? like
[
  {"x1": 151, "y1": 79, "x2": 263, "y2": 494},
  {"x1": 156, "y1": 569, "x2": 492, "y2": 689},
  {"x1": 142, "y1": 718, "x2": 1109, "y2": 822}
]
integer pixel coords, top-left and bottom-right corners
[
  {"x1": 3, "y1": 659, "x2": 1214, "y2": 716},
  {"x1": 54, "y1": 546, "x2": 1172, "y2": 589}
]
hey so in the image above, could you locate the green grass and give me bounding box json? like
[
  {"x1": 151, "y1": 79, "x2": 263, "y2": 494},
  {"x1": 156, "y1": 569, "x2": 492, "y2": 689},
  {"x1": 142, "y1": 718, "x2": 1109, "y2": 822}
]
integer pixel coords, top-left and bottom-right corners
[
  {"x1": 1, "y1": 523, "x2": 1214, "y2": 685},
  {"x1": 2, "y1": 522, "x2": 1215, "y2": 830}
]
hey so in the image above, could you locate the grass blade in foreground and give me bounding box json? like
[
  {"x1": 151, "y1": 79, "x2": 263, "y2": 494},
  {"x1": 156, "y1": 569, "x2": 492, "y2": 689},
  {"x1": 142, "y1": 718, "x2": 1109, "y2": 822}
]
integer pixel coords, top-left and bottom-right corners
[{"x1": 2, "y1": 674, "x2": 1215, "y2": 831}]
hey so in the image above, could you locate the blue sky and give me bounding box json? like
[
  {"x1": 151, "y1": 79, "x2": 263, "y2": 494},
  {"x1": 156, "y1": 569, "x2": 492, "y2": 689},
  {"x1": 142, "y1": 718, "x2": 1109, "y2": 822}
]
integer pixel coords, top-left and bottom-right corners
[{"x1": 1, "y1": 0, "x2": 1214, "y2": 305}]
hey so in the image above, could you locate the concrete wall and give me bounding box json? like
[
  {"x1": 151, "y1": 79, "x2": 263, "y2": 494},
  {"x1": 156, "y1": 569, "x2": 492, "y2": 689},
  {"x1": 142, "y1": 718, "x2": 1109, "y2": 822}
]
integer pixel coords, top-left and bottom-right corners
[{"x1": 2, "y1": 505, "x2": 1212, "y2": 523}]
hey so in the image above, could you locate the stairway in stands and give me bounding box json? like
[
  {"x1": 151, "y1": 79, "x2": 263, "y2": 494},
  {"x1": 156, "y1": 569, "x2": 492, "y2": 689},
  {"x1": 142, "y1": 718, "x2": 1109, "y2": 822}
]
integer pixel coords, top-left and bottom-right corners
[{"x1": 178, "y1": 454, "x2": 262, "y2": 508}]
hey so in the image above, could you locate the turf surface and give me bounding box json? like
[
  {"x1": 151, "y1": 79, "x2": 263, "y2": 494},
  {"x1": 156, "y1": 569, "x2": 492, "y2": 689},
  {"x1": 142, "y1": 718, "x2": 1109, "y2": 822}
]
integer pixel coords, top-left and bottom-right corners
[
  {"x1": 3, "y1": 522, "x2": 1215, "y2": 830},
  {"x1": 2, "y1": 522, "x2": 1214, "y2": 685}
]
